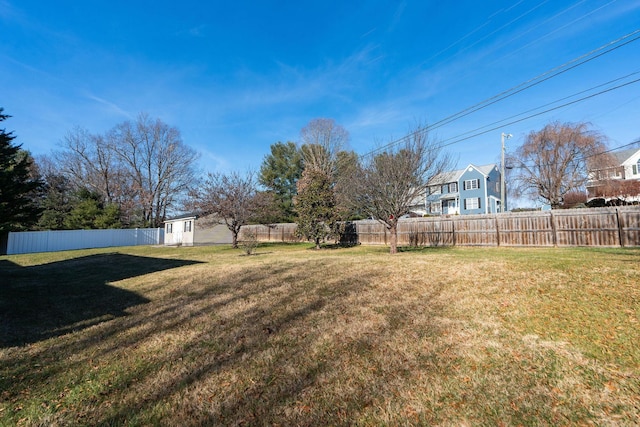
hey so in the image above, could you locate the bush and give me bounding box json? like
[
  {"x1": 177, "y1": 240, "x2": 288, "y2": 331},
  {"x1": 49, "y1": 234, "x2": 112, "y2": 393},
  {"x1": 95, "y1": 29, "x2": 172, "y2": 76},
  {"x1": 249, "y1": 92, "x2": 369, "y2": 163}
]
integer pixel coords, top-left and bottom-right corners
[{"x1": 239, "y1": 230, "x2": 259, "y2": 255}]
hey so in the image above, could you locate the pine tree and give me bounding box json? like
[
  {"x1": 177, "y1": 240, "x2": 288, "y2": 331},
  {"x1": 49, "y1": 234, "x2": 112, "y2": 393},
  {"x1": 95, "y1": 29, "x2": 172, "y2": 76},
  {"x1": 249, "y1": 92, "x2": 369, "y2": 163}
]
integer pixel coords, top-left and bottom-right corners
[
  {"x1": 0, "y1": 109, "x2": 42, "y2": 232},
  {"x1": 258, "y1": 141, "x2": 303, "y2": 223}
]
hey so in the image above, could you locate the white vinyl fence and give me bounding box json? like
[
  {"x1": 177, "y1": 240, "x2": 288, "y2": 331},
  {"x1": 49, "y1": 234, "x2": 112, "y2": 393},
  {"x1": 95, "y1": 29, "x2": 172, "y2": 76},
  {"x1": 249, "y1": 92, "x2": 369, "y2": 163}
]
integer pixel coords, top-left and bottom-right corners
[{"x1": 5, "y1": 228, "x2": 164, "y2": 255}]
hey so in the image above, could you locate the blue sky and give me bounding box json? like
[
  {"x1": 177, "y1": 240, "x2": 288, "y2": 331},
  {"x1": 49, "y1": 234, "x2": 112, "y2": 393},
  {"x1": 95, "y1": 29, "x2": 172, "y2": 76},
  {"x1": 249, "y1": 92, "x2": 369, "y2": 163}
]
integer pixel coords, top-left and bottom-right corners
[{"x1": 2, "y1": 0, "x2": 640, "y2": 185}]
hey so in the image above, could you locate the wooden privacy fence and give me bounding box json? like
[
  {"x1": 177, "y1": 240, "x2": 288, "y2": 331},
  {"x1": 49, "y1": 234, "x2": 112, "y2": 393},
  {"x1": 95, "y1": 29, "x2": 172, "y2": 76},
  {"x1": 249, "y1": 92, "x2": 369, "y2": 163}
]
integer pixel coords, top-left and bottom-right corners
[{"x1": 241, "y1": 206, "x2": 640, "y2": 248}]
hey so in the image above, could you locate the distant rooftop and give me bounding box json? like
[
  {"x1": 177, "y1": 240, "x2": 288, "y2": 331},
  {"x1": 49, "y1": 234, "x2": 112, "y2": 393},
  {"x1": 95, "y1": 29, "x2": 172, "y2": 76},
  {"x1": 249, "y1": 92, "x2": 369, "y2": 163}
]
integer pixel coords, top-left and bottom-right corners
[
  {"x1": 611, "y1": 148, "x2": 640, "y2": 164},
  {"x1": 429, "y1": 163, "x2": 498, "y2": 184}
]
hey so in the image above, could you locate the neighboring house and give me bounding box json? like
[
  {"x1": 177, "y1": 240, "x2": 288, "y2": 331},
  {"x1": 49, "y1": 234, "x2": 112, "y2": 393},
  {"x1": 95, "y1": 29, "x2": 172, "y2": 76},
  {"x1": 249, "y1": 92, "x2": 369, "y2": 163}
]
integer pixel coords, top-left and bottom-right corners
[
  {"x1": 164, "y1": 214, "x2": 233, "y2": 246},
  {"x1": 420, "y1": 164, "x2": 504, "y2": 215},
  {"x1": 587, "y1": 148, "x2": 640, "y2": 203}
]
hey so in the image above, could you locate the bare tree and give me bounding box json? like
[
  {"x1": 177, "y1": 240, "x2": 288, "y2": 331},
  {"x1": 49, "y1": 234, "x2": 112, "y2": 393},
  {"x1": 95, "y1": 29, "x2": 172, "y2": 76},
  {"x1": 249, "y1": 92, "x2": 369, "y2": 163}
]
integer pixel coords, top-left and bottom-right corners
[
  {"x1": 299, "y1": 118, "x2": 349, "y2": 176},
  {"x1": 55, "y1": 114, "x2": 198, "y2": 228},
  {"x1": 617, "y1": 180, "x2": 640, "y2": 203},
  {"x1": 356, "y1": 127, "x2": 452, "y2": 254},
  {"x1": 190, "y1": 171, "x2": 265, "y2": 248},
  {"x1": 561, "y1": 190, "x2": 588, "y2": 208},
  {"x1": 508, "y1": 122, "x2": 607, "y2": 208},
  {"x1": 108, "y1": 113, "x2": 198, "y2": 227},
  {"x1": 591, "y1": 178, "x2": 640, "y2": 203},
  {"x1": 56, "y1": 127, "x2": 127, "y2": 205}
]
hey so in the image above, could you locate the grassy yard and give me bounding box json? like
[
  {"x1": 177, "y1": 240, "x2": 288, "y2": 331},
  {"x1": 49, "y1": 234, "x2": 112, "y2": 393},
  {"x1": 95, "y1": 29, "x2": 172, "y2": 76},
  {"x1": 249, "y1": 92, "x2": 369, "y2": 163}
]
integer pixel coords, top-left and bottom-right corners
[{"x1": 1, "y1": 243, "x2": 639, "y2": 426}]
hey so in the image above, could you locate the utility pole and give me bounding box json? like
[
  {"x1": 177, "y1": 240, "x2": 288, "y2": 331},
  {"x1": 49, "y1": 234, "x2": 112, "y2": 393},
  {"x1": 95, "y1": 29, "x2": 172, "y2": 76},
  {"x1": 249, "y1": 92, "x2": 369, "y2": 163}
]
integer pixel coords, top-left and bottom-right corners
[{"x1": 501, "y1": 132, "x2": 512, "y2": 213}]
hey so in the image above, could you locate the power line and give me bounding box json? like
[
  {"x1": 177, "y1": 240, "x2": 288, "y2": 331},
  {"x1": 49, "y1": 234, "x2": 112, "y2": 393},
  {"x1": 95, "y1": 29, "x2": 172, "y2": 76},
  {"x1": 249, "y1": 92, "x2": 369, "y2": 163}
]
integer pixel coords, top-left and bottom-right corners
[
  {"x1": 497, "y1": 0, "x2": 619, "y2": 63},
  {"x1": 451, "y1": 0, "x2": 552, "y2": 60},
  {"x1": 586, "y1": 139, "x2": 640, "y2": 158},
  {"x1": 362, "y1": 28, "x2": 640, "y2": 158},
  {"x1": 495, "y1": 0, "x2": 587, "y2": 51},
  {"x1": 439, "y1": 73, "x2": 640, "y2": 148},
  {"x1": 508, "y1": 139, "x2": 640, "y2": 171}
]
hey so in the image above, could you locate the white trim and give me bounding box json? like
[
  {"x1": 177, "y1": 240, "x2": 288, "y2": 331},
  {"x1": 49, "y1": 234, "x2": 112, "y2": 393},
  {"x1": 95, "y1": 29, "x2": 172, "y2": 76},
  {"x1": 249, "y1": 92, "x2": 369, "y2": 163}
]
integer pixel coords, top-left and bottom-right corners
[{"x1": 484, "y1": 178, "x2": 489, "y2": 214}]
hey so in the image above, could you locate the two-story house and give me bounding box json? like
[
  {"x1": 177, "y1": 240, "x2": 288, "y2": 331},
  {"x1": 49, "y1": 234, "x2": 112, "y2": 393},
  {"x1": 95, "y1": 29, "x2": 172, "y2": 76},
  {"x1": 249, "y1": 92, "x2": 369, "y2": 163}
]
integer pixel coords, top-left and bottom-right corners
[
  {"x1": 587, "y1": 148, "x2": 640, "y2": 203},
  {"x1": 423, "y1": 164, "x2": 503, "y2": 215}
]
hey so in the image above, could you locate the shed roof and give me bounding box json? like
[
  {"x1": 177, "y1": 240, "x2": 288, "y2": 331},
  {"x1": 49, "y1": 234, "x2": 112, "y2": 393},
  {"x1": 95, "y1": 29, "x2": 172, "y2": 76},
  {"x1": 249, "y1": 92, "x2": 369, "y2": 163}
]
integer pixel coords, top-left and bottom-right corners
[{"x1": 164, "y1": 213, "x2": 198, "y2": 223}]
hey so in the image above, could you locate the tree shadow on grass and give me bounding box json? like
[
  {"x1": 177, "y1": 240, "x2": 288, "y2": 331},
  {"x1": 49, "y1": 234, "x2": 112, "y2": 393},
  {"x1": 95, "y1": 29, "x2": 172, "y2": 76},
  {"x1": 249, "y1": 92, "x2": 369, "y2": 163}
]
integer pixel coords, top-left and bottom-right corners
[
  {"x1": 1, "y1": 256, "x2": 449, "y2": 426},
  {"x1": 0, "y1": 253, "x2": 203, "y2": 347},
  {"x1": 99, "y1": 264, "x2": 446, "y2": 425}
]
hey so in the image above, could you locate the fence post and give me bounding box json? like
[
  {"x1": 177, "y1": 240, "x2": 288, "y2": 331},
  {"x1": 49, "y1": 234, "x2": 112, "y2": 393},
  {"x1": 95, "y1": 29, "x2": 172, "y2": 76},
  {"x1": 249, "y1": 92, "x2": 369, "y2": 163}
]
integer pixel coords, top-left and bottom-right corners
[
  {"x1": 452, "y1": 218, "x2": 457, "y2": 247},
  {"x1": 495, "y1": 214, "x2": 501, "y2": 247},
  {"x1": 550, "y1": 211, "x2": 558, "y2": 247},
  {"x1": 5, "y1": 232, "x2": 13, "y2": 255},
  {"x1": 616, "y1": 208, "x2": 624, "y2": 248}
]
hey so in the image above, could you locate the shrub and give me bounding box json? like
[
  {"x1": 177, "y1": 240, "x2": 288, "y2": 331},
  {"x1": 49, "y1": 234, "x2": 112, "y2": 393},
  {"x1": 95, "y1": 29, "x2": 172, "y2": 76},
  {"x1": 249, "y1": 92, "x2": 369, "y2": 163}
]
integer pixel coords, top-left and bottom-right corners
[{"x1": 239, "y1": 230, "x2": 259, "y2": 255}]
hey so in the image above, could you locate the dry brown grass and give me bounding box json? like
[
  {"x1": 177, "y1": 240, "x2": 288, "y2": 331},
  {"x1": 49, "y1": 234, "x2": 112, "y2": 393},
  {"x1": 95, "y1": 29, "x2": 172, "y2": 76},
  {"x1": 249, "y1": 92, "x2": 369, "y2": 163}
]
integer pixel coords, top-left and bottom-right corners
[{"x1": 1, "y1": 244, "x2": 639, "y2": 426}]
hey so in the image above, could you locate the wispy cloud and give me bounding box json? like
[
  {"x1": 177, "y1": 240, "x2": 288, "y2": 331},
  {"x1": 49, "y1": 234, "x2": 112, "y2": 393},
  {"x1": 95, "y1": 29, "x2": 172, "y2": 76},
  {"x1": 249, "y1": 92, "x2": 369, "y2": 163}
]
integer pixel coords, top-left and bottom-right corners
[
  {"x1": 217, "y1": 44, "x2": 385, "y2": 113},
  {"x1": 1, "y1": 54, "x2": 56, "y2": 79},
  {"x1": 0, "y1": 0, "x2": 21, "y2": 21},
  {"x1": 84, "y1": 93, "x2": 133, "y2": 119},
  {"x1": 387, "y1": 1, "x2": 407, "y2": 33},
  {"x1": 347, "y1": 103, "x2": 407, "y2": 131},
  {"x1": 195, "y1": 146, "x2": 231, "y2": 174}
]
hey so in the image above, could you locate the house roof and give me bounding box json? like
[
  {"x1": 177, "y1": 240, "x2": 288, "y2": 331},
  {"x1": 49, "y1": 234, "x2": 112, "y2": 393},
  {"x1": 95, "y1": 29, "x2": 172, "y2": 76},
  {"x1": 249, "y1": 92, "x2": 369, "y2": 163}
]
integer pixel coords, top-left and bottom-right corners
[
  {"x1": 429, "y1": 163, "x2": 498, "y2": 185},
  {"x1": 613, "y1": 148, "x2": 640, "y2": 164},
  {"x1": 439, "y1": 192, "x2": 459, "y2": 200}
]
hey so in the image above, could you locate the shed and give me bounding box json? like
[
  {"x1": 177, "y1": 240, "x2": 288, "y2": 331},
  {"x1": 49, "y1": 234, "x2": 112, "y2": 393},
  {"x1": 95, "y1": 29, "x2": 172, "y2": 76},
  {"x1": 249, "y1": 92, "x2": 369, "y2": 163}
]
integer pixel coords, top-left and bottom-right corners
[
  {"x1": 164, "y1": 214, "x2": 234, "y2": 246},
  {"x1": 164, "y1": 214, "x2": 197, "y2": 246}
]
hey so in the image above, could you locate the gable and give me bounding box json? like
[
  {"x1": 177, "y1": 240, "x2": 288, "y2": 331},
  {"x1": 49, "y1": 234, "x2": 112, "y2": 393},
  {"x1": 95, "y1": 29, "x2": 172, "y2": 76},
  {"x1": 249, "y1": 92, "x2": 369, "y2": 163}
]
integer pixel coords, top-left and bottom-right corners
[
  {"x1": 621, "y1": 148, "x2": 640, "y2": 166},
  {"x1": 460, "y1": 165, "x2": 486, "y2": 181}
]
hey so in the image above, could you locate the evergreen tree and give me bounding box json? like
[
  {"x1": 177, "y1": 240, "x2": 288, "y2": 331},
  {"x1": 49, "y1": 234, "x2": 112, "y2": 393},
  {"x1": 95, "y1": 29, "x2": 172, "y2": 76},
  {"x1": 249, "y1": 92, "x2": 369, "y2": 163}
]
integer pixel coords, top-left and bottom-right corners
[
  {"x1": 258, "y1": 141, "x2": 303, "y2": 222},
  {"x1": 64, "y1": 188, "x2": 121, "y2": 230},
  {"x1": 36, "y1": 173, "x2": 73, "y2": 230},
  {"x1": 294, "y1": 168, "x2": 339, "y2": 249},
  {"x1": 0, "y1": 109, "x2": 42, "y2": 232}
]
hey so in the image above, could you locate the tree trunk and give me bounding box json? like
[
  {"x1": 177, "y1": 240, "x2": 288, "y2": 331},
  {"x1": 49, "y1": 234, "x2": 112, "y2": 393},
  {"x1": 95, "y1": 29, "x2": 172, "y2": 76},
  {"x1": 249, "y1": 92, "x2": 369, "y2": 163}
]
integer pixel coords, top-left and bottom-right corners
[
  {"x1": 315, "y1": 236, "x2": 321, "y2": 250},
  {"x1": 389, "y1": 224, "x2": 398, "y2": 254},
  {"x1": 232, "y1": 231, "x2": 239, "y2": 249}
]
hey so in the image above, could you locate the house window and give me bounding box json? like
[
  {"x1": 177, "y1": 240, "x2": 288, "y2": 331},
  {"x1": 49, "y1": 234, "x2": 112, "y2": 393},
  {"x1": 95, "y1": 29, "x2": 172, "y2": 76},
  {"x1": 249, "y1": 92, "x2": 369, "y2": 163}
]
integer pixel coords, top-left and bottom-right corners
[
  {"x1": 634, "y1": 160, "x2": 640, "y2": 175},
  {"x1": 430, "y1": 201, "x2": 442, "y2": 214},
  {"x1": 464, "y1": 197, "x2": 481, "y2": 210},
  {"x1": 166, "y1": 223, "x2": 173, "y2": 233},
  {"x1": 449, "y1": 182, "x2": 458, "y2": 192},
  {"x1": 464, "y1": 179, "x2": 480, "y2": 190},
  {"x1": 184, "y1": 220, "x2": 192, "y2": 232},
  {"x1": 430, "y1": 186, "x2": 441, "y2": 195}
]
